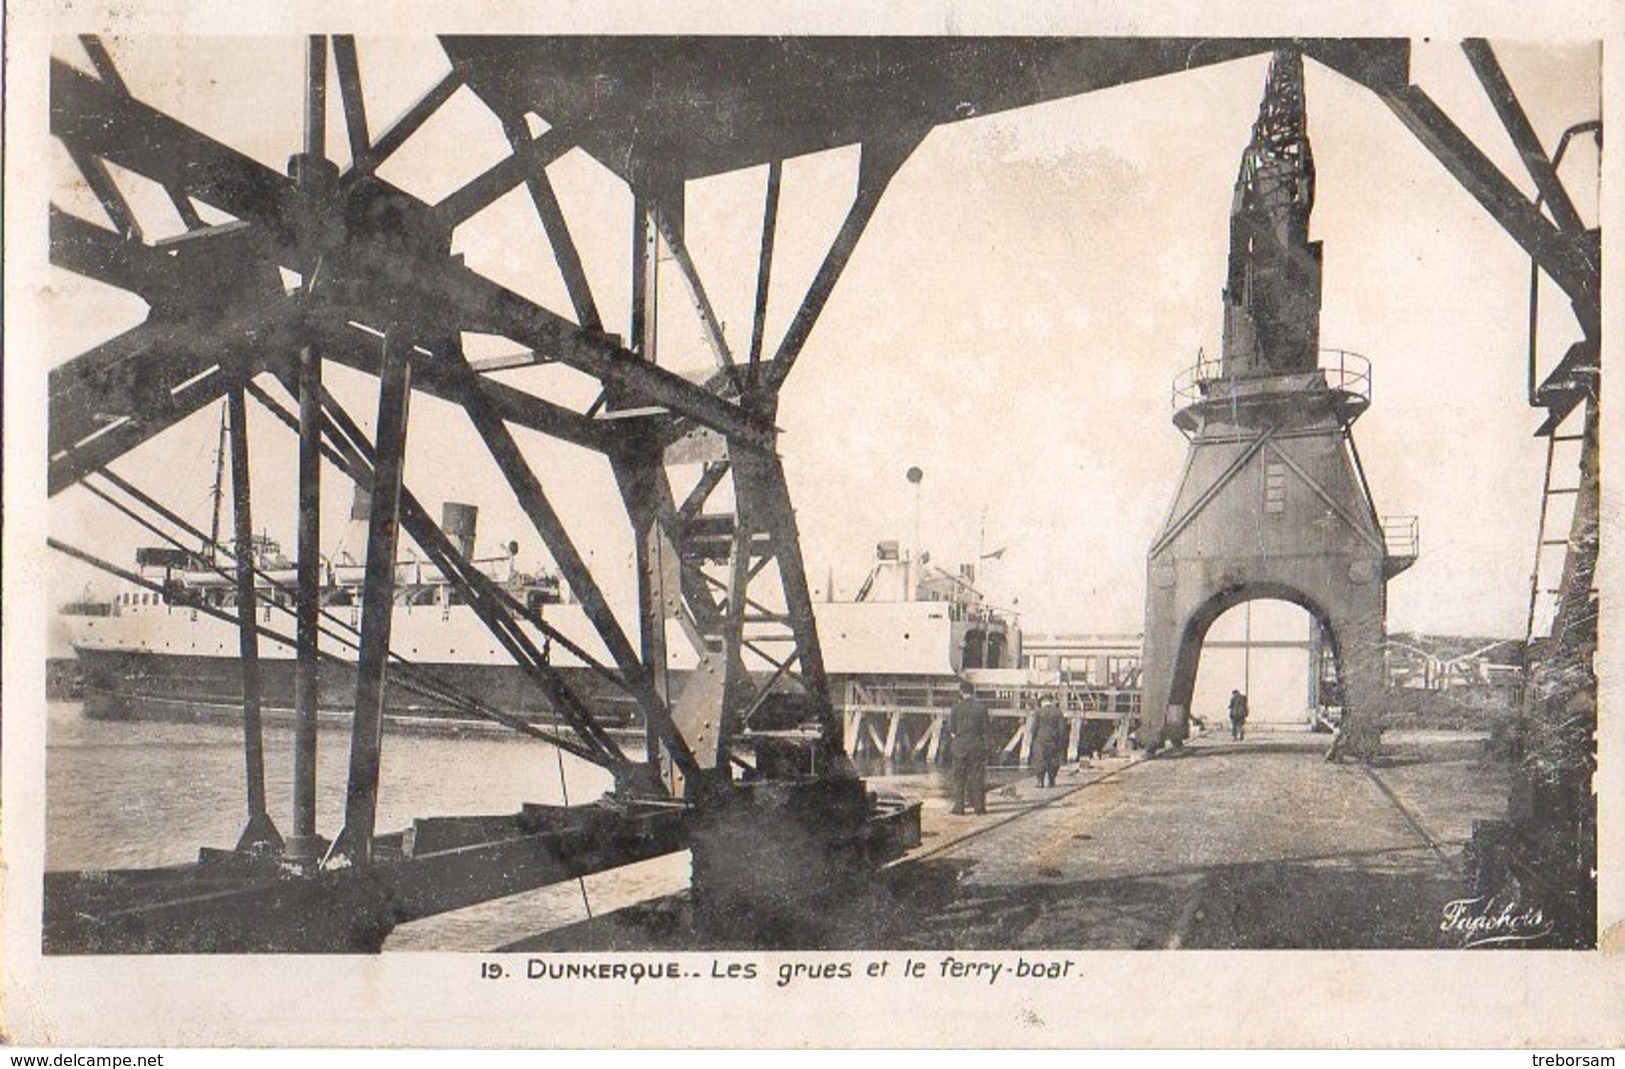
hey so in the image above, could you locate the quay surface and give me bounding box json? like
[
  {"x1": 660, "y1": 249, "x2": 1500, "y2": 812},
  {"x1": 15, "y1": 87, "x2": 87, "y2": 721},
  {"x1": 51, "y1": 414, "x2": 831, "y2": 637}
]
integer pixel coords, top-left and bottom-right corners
[{"x1": 386, "y1": 727, "x2": 1509, "y2": 951}]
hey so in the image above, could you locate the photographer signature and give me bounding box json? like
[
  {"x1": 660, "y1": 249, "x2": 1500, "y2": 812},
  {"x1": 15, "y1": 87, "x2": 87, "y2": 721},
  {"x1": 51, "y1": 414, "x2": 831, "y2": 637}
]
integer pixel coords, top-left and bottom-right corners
[{"x1": 1440, "y1": 895, "x2": 1553, "y2": 947}]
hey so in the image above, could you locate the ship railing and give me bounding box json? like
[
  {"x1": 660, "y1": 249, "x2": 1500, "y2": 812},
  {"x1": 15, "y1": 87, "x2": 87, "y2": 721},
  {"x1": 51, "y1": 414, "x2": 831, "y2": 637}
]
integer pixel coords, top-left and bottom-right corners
[
  {"x1": 952, "y1": 603, "x2": 1013, "y2": 627},
  {"x1": 971, "y1": 681, "x2": 1142, "y2": 716},
  {"x1": 331, "y1": 555, "x2": 526, "y2": 593},
  {"x1": 1172, "y1": 348, "x2": 1372, "y2": 411},
  {"x1": 845, "y1": 679, "x2": 1140, "y2": 716}
]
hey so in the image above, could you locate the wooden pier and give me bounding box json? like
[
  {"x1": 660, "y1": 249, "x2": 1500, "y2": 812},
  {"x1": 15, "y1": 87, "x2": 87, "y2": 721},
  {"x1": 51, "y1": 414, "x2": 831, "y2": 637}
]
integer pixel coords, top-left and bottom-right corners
[{"x1": 839, "y1": 680, "x2": 1139, "y2": 765}]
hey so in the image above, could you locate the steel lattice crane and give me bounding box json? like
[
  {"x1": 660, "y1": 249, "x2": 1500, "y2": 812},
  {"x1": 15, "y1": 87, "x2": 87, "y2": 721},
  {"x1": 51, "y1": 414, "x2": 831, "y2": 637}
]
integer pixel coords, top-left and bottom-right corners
[{"x1": 43, "y1": 36, "x2": 1599, "y2": 950}]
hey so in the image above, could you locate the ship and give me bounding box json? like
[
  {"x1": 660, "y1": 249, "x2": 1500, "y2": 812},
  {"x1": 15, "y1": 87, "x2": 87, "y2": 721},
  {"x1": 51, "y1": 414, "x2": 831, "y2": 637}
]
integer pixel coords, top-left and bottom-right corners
[{"x1": 60, "y1": 501, "x2": 1023, "y2": 735}]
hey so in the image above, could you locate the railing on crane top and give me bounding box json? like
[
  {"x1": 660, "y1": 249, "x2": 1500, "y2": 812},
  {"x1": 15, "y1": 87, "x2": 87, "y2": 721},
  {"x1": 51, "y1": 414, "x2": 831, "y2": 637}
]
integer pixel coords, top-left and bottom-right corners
[{"x1": 1172, "y1": 348, "x2": 1373, "y2": 412}]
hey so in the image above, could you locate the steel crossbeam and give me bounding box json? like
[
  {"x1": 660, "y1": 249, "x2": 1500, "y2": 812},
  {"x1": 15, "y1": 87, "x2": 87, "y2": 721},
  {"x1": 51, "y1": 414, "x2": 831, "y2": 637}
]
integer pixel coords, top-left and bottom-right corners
[{"x1": 42, "y1": 36, "x2": 1600, "y2": 937}]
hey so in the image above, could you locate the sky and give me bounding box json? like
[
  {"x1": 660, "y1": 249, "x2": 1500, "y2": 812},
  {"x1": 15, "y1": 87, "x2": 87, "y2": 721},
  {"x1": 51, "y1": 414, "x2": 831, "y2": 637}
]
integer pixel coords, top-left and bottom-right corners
[{"x1": 44, "y1": 35, "x2": 1601, "y2": 649}]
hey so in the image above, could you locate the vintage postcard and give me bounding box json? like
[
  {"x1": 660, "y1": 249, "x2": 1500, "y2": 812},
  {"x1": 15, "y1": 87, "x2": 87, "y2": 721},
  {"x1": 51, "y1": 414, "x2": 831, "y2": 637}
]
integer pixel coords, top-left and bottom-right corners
[{"x1": 3, "y1": 0, "x2": 1622, "y2": 1049}]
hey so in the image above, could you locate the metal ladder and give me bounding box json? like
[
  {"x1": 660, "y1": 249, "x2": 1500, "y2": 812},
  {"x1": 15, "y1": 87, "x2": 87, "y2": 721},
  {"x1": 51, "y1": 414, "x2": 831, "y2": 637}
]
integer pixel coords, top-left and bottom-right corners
[{"x1": 1523, "y1": 410, "x2": 1594, "y2": 651}]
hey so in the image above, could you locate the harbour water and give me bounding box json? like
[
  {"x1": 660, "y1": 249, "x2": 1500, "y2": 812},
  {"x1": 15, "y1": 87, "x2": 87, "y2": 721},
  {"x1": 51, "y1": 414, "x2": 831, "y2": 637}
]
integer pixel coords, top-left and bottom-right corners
[
  {"x1": 42, "y1": 701, "x2": 960, "y2": 950},
  {"x1": 44, "y1": 701, "x2": 617, "y2": 872},
  {"x1": 45, "y1": 701, "x2": 699, "y2": 950}
]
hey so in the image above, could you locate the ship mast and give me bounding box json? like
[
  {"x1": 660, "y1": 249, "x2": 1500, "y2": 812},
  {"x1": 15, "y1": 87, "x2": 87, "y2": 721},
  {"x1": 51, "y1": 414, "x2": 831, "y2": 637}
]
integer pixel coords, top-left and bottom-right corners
[{"x1": 207, "y1": 399, "x2": 228, "y2": 564}]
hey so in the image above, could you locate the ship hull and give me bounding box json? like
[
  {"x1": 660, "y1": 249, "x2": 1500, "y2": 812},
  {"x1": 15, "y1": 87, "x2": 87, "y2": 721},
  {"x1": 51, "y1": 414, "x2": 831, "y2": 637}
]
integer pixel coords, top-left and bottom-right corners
[
  {"x1": 63, "y1": 592, "x2": 1019, "y2": 735},
  {"x1": 73, "y1": 647, "x2": 643, "y2": 734}
]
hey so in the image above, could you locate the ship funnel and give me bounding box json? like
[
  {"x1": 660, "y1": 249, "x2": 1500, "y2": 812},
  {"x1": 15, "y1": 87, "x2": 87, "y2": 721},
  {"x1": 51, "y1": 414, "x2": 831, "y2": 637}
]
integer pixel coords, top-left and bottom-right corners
[
  {"x1": 443, "y1": 502, "x2": 479, "y2": 560},
  {"x1": 338, "y1": 485, "x2": 372, "y2": 564}
]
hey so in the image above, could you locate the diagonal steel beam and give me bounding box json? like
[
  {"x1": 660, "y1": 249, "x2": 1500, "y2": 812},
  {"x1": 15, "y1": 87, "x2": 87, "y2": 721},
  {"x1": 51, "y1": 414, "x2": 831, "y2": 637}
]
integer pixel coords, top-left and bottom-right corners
[
  {"x1": 501, "y1": 116, "x2": 603, "y2": 333},
  {"x1": 1264, "y1": 440, "x2": 1386, "y2": 555},
  {"x1": 646, "y1": 188, "x2": 742, "y2": 391},
  {"x1": 65, "y1": 147, "x2": 144, "y2": 243},
  {"x1": 609, "y1": 443, "x2": 678, "y2": 778},
  {"x1": 52, "y1": 206, "x2": 280, "y2": 321},
  {"x1": 765, "y1": 134, "x2": 921, "y2": 390},
  {"x1": 611, "y1": 447, "x2": 727, "y2": 651},
  {"x1": 75, "y1": 34, "x2": 130, "y2": 92},
  {"x1": 63, "y1": 235, "x2": 665, "y2": 471},
  {"x1": 679, "y1": 461, "x2": 731, "y2": 522},
  {"x1": 261, "y1": 359, "x2": 627, "y2": 694},
  {"x1": 730, "y1": 448, "x2": 837, "y2": 754},
  {"x1": 76, "y1": 35, "x2": 205, "y2": 230},
  {"x1": 1149, "y1": 425, "x2": 1276, "y2": 560},
  {"x1": 331, "y1": 36, "x2": 373, "y2": 166},
  {"x1": 50, "y1": 207, "x2": 160, "y2": 295},
  {"x1": 225, "y1": 382, "x2": 281, "y2": 853},
  {"x1": 84, "y1": 454, "x2": 613, "y2": 767},
  {"x1": 693, "y1": 565, "x2": 781, "y2": 622},
  {"x1": 49, "y1": 256, "x2": 285, "y2": 408},
  {"x1": 313, "y1": 318, "x2": 620, "y2": 453},
  {"x1": 1366, "y1": 82, "x2": 1597, "y2": 328},
  {"x1": 53, "y1": 58, "x2": 295, "y2": 233},
  {"x1": 50, "y1": 369, "x2": 228, "y2": 496},
  {"x1": 650, "y1": 468, "x2": 729, "y2": 640},
  {"x1": 49, "y1": 305, "x2": 287, "y2": 491},
  {"x1": 1461, "y1": 39, "x2": 1587, "y2": 238},
  {"x1": 450, "y1": 357, "x2": 702, "y2": 778},
  {"x1": 50, "y1": 202, "x2": 290, "y2": 491},
  {"x1": 302, "y1": 375, "x2": 606, "y2": 693},
  {"x1": 412, "y1": 258, "x2": 777, "y2": 450},
  {"x1": 330, "y1": 332, "x2": 412, "y2": 867},
  {"x1": 394, "y1": 493, "x2": 644, "y2": 768},
  {"x1": 747, "y1": 160, "x2": 783, "y2": 387},
  {"x1": 55, "y1": 56, "x2": 772, "y2": 451},
  {"x1": 288, "y1": 342, "x2": 324, "y2": 864},
  {"x1": 357, "y1": 67, "x2": 464, "y2": 173},
  {"x1": 433, "y1": 129, "x2": 572, "y2": 228},
  {"x1": 248, "y1": 374, "x2": 634, "y2": 767}
]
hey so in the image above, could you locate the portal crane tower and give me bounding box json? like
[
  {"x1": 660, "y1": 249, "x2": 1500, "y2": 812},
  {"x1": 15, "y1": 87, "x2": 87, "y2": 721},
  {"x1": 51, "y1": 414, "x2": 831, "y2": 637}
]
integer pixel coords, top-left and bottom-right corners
[{"x1": 43, "y1": 36, "x2": 1600, "y2": 950}]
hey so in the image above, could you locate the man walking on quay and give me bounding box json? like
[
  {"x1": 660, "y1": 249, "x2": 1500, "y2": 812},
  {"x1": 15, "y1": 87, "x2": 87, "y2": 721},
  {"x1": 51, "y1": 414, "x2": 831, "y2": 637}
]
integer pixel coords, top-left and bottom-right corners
[
  {"x1": 1032, "y1": 696, "x2": 1066, "y2": 788},
  {"x1": 1229, "y1": 688, "x2": 1250, "y2": 740},
  {"x1": 948, "y1": 678, "x2": 991, "y2": 815}
]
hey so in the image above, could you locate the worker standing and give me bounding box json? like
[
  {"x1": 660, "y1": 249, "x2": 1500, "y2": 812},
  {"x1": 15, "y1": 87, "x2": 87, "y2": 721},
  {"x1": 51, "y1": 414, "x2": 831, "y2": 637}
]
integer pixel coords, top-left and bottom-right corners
[
  {"x1": 1228, "y1": 688, "x2": 1250, "y2": 740},
  {"x1": 1032, "y1": 696, "x2": 1066, "y2": 788},
  {"x1": 947, "y1": 678, "x2": 991, "y2": 815}
]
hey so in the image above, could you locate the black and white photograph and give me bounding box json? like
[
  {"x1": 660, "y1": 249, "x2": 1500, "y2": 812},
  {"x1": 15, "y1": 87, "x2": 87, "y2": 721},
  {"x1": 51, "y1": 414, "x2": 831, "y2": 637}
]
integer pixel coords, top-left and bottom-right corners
[{"x1": 3, "y1": 0, "x2": 1621, "y2": 1050}]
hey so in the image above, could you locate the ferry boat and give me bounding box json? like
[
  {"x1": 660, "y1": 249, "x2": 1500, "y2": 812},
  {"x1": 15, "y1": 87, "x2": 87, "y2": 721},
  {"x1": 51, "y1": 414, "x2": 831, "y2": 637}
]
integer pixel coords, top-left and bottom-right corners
[{"x1": 60, "y1": 509, "x2": 1023, "y2": 734}]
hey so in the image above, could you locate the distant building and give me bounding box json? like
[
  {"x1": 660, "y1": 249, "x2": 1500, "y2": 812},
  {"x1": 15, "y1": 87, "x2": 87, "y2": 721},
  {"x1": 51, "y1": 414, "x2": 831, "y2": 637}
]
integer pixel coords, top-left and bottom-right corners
[
  {"x1": 1384, "y1": 633, "x2": 1526, "y2": 693},
  {"x1": 1018, "y1": 632, "x2": 1142, "y2": 688}
]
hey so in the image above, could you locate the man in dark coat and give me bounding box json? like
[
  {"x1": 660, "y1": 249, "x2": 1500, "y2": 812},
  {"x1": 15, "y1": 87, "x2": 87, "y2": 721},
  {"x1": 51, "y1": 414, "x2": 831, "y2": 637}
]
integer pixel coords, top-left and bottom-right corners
[
  {"x1": 1032, "y1": 696, "x2": 1067, "y2": 788},
  {"x1": 1228, "y1": 689, "x2": 1250, "y2": 740},
  {"x1": 947, "y1": 679, "x2": 991, "y2": 815}
]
